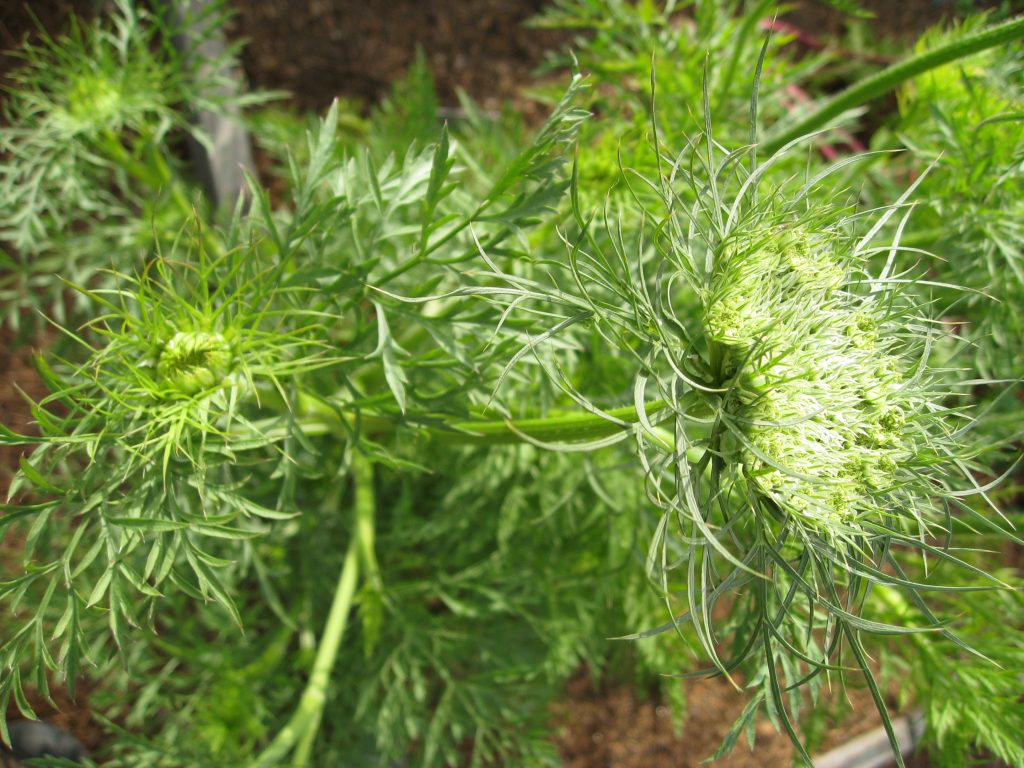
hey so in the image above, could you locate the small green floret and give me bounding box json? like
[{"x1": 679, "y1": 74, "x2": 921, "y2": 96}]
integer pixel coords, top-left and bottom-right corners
[
  {"x1": 782, "y1": 231, "x2": 845, "y2": 294},
  {"x1": 705, "y1": 229, "x2": 844, "y2": 347}
]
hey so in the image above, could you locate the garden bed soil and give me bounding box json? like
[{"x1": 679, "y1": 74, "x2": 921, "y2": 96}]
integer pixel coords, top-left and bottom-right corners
[
  {"x1": 224, "y1": 0, "x2": 1014, "y2": 117},
  {"x1": 0, "y1": 0, "x2": 95, "y2": 88},
  {"x1": 225, "y1": 0, "x2": 568, "y2": 118},
  {"x1": 554, "y1": 665, "x2": 923, "y2": 768}
]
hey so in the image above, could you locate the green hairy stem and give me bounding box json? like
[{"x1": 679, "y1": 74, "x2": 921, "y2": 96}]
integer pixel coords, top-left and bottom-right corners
[{"x1": 762, "y1": 13, "x2": 1024, "y2": 154}]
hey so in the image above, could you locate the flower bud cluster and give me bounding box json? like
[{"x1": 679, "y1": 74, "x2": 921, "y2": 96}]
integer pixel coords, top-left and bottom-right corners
[
  {"x1": 157, "y1": 331, "x2": 235, "y2": 395},
  {"x1": 706, "y1": 229, "x2": 911, "y2": 528}
]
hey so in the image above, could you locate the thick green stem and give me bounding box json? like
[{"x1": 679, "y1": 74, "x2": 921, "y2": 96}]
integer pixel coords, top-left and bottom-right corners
[
  {"x1": 251, "y1": 455, "x2": 376, "y2": 768},
  {"x1": 289, "y1": 392, "x2": 672, "y2": 446},
  {"x1": 352, "y1": 453, "x2": 382, "y2": 590},
  {"x1": 431, "y1": 401, "x2": 674, "y2": 444},
  {"x1": 251, "y1": 539, "x2": 357, "y2": 767},
  {"x1": 761, "y1": 14, "x2": 1024, "y2": 156}
]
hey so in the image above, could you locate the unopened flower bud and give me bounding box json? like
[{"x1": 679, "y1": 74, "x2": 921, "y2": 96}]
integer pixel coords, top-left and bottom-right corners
[{"x1": 157, "y1": 331, "x2": 234, "y2": 395}]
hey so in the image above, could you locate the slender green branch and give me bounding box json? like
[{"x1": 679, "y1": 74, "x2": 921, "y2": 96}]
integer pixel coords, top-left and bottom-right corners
[
  {"x1": 890, "y1": 226, "x2": 945, "y2": 250},
  {"x1": 287, "y1": 392, "x2": 673, "y2": 446},
  {"x1": 251, "y1": 538, "x2": 358, "y2": 768},
  {"x1": 431, "y1": 400, "x2": 674, "y2": 444},
  {"x1": 761, "y1": 14, "x2": 1024, "y2": 155},
  {"x1": 251, "y1": 455, "x2": 376, "y2": 768},
  {"x1": 353, "y1": 453, "x2": 382, "y2": 591},
  {"x1": 375, "y1": 200, "x2": 493, "y2": 286}
]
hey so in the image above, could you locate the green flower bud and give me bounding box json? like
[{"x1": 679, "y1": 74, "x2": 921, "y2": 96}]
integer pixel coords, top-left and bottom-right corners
[
  {"x1": 713, "y1": 230, "x2": 912, "y2": 528},
  {"x1": 705, "y1": 288, "x2": 772, "y2": 345},
  {"x1": 845, "y1": 311, "x2": 879, "y2": 349},
  {"x1": 157, "y1": 331, "x2": 234, "y2": 395},
  {"x1": 64, "y1": 74, "x2": 124, "y2": 128}
]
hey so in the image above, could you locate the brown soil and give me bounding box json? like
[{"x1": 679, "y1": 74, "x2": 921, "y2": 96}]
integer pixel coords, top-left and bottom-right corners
[
  {"x1": 556, "y1": 674, "x2": 791, "y2": 768},
  {"x1": 226, "y1": 0, "x2": 570, "y2": 117},
  {"x1": 554, "y1": 666, "x2": 909, "y2": 768},
  {"x1": 2, "y1": 683, "x2": 103, "y2": 758},
  {"x1": 0, "y1": 328, "x2": 45, "y2": 494},
  {"x1": 785, "y1": 0, "x2": 1024, "y2": 40},
  {"x1": 0, "y1": 0, "x2": 95, "y2": 88},
  {"x1": 226, "y1": 0, "x2": 1024, "y2": 122}
]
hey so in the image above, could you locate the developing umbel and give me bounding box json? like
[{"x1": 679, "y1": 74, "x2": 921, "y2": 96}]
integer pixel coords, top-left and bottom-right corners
[{"x1": 706, "y1": 229, "x2": 909, "y2": 529}]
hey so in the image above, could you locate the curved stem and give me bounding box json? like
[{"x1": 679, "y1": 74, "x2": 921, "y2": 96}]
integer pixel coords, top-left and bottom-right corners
[
  {"x1": 251, "y1": 539, "x2": 358, "y2": 768},
  {"x1": 760, "y1": 14, "x2": 1024, "y2": 156},
  {"x1": 251, "y1": 454, "x2": 376, "y2": 768}
]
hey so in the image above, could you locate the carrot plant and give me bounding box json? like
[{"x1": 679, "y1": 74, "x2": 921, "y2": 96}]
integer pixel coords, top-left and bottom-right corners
[{"x1": 1, "y1": 2, "x2": 1023, "y2": 766}]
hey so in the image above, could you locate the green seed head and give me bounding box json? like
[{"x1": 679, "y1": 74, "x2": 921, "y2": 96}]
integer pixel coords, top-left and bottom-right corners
[
  {"x1": 705, "y1": 285, "x2": 772, "y2": 345},
  {"x1": 157, "y1": 331, "x2": 234, "y2": 395}
]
